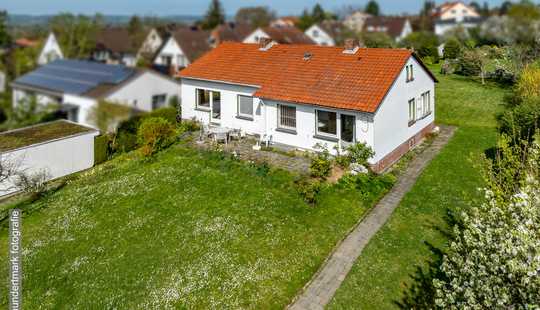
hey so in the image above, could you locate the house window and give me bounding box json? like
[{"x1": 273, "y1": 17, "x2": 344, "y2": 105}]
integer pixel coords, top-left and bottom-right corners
[
  {"x1": 237, "y1": 95, "x2": 254, "y2": 119},
  {"x1": 406, "y1": 64, "x2": 414, "y2": 82},
  {"x1": 278, "y1": 104, "x2": 296, "y2": 129},
  {"x1": 313, "y1": 30, "x2": 319, "y2": 38},
  {"x1": 422, "y1": 91, "x2": 432, "y2": 117},
  {"x1": 408, "y1": 98, "x2": 416, "y2": 126},
  {"x1": 316, "y1": 110, "x2": 337, "y2": 136},
  {"x1": 196, "y1": 89, "x2": 211, "y2": 110},
  {"x1": 341, "y1": 114, "x2": 355, "y2": 143},
  {"x1": 152, "y1": 94, "x2": 167, "y2": 110}
]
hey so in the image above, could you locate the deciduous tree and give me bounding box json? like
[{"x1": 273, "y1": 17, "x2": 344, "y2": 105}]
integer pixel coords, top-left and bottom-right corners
[
  {"x1": 365, "y1": 0, "x2": 381, "y2": 16},
  {"x1": 235, "y1": 6, "x2": 276, "y2": 27}
]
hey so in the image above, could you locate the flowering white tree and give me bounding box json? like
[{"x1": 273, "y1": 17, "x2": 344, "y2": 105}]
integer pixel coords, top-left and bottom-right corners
[{"x1": 434, "y1": 138, "x2": 540, "y2": 308}]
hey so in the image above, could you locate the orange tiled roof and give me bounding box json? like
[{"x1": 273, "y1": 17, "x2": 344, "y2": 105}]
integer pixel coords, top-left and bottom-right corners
[
  {"x1": 15, "y1": 38, "x2": 40, "y2": 48},
  {"x1": 180, "y1": 42, "x2": 435, "y2": 113}
]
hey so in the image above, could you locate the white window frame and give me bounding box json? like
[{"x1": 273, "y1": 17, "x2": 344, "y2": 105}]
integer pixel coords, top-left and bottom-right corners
[
  {"x1": 406, "y1": 64, "x2": 414, "y2": 82},
  {"x1": 315, "y1": 109, "x2": 338, "y2": 137},
  {"x1": 237, "y1": 95, "x2": 254, "y2": 119},
  {"x1": 195, "y1": 88, "x2": 211, "y2": 110},
  {"x1": 152, "y1": 94, "x2": 168, "y2": 110},
  {"x1": 277, "y1": 104, "x2": 297, "y2": 130},
  {"x1": 408, "y1": 98, "x2": 416, "y2": 125}
]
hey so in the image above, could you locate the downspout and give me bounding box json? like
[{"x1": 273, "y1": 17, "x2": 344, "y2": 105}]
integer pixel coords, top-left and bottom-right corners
[{"x1": 259, "y1": 98, "x2": 269, "y2": 142}]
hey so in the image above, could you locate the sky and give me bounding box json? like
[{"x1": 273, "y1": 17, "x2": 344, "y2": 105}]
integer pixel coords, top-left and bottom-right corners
[{"x1": 0, "y1": 0, "x2": 515, "y2": 16}]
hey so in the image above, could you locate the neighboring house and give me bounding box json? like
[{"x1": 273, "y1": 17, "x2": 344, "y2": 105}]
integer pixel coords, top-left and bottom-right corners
[
  {"x1": 363, "y1": 16, "x2": 413, "y2": 42},
  {"x1": 432, "y1": 1, "x2": 482, "y2": 36},
  {"x1": 209, "y1": 22, "x2": 254, "y2": 47},
  {"x1": 0, "y1": 120, "x2": 99, "y2": 197},
  {"x1": 179, "y1": 40, "x2": 437, "y2": 172},
  {"x1": 11, "y1": 59, "x2": 180, "y2": 128},
  {"x1": 91, "y1": 27, "x2": 163, "y2": 67},
  {"x1": 270, "y1": 16, "x2": 299, "y2": 28},
  {"x1": 344, "y1": 11, "x2": 372, "y2": 33},
  {"x1": 153, "y1": 27, "x2": 212, "y2": 77},
  {"x1": 37, "y1": 32, "x2": 64, "y2": 65},
  {"x1": 243, "y1": 26, "x2": 315, "y2": 45},
  {"x1": 305, "y1": 21, "x2": 346, "y2": 46},
  {"x1": 14, "y1": 38, "x2": 40, "y2": 49}
]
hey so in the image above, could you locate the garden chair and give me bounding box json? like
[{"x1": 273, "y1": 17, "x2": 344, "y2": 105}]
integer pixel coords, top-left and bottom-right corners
[
  {"x1": 213, "y1": 132, "x2": 228, "y2": 145},
  {"x1": 228, "y1": 129, "x2": 241, "y2": 141}
]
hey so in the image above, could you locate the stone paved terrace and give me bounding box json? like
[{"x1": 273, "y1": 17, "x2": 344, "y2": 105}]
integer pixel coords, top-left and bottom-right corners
[{"x1": 186, "y1": 132, "x2": 311, "y2": 175}]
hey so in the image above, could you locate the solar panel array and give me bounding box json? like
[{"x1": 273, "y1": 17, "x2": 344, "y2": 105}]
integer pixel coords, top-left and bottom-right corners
[{"x1": 14, "y1": 59, "x2": 136, "y2": 95}]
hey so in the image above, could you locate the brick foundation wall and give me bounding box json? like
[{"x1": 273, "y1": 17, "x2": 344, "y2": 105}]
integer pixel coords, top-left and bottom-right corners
[{"x1": 371, "y1": 122, "x2": 435, "y2": 173}]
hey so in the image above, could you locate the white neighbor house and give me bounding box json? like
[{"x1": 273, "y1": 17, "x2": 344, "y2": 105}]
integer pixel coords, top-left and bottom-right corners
[
  {"x1": 305, "y1": 23, "x2": 336, "y2": 46},
  {"x1": 37, "y1": 32, "x2": 64, "y2": 65},
  {"x1": 180, "y1": 41, "x2": 437, "y2": 172},
  {"x1": 11, "y1": 59, "x2": 180, "y2": 129},
  {"x1": 433, "y1": 1, "x2": 482, "y2": 36}
]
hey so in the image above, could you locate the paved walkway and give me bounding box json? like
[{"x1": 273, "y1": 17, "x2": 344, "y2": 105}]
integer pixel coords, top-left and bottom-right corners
[{"x1": 288, "y1": 125, "x2": 456, "y2": 310}]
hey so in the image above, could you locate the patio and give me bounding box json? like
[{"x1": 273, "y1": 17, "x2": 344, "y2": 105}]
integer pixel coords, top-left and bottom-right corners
[{"x1": 187, "y1": 126, "x2": 311, "y2": 175}]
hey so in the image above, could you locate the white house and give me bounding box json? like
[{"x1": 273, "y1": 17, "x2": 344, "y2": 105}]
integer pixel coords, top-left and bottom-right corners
[
  {"x1": 37, "y1": 32, "x2": 63, "y2": 65},
  {"x1": 153, "y1": 27, "x2": 212, "y2": 77},
  {"x1": 305, "y1": 21, "x2": 344, "y2": 46},
  {"x1": 344, "y1": 11, "x2": 372, "y2": 33},
  {"x1": 92, "y1": 27, "x2": 163, "y2": 67},
  {"x1": 433, "y1": 1, "x2": 482, "y2": 36},
  {"x1": 179, "y1": 41, "x2": 437, "y2": 172},
  {"x1": 243, "y1": 26, "x2": 314, "y2": 45},
  {"x1": 363, "y1": 17, "x2": 413, "y2": 42},
  {"x1": 11, "y1": 59, "x2": 180, "y2": 129}
]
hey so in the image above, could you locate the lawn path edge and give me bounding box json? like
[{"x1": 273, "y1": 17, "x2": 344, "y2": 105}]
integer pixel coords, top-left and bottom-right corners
[{"x1": 287, "y1": 125, "x2": 457, "y2": 310}]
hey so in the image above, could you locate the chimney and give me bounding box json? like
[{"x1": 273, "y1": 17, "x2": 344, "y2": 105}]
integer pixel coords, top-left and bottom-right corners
[
  {"x1": 259, "y1": 37, "x2": 273, "y2": 51},
  {"x1": 343, "y1": 39, "x2": 359, "y2": 54}
]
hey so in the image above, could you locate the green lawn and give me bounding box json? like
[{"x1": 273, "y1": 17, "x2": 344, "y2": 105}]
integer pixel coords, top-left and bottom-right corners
[
  {"x1": 0, "y1": 145, "x2": 387, "y2": 309},
  {"x1": 329, "y1": 66, "x2": 510, "y2": 309}
]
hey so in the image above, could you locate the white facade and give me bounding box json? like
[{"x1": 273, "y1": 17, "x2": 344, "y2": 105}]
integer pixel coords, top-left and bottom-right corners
[
  {"x1": 243, "y1": 28, "x2": 270, "y2": 44},
  {"x1": 38, "y1": 33, "x2": 64, "y2": 65},
  {"x1": 153, "y1": 37, "x2": 190, "y2": 69},
  {"x1": 181, "y1": 56, "x2": 435, "y2": 165},
  {"x1": 437, "y1": 2, "x2": 479, "y2": 22},
  {"x1": 138, "y1": 29, "x2": 163, "y2": 57},
  {"x1": 0, "y1": 123, "x2": 99, "y2": 197},
  {"x1": 372, "y1": 56, "x2": 435, "y2": 163},
  {"x1": 435, "y1": 20, "x2": 480, "y2": 36},
  {"x1": 12, "y1": 71, "x2": 181, "y2": 129},
  {"x1": 305, "y1": 25, "x2": 335, "y2": 46},
  {"x1": 344, "y1": 11, "x2": 372, "y2": 33},
  {"x1": 397, "y1": 20, "x2": 413, "y2": 42}
]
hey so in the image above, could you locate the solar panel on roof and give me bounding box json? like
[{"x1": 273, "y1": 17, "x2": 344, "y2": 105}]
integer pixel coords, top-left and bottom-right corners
[{"x1": 13, "y1": 59, "x2": 135, "y2": 95}]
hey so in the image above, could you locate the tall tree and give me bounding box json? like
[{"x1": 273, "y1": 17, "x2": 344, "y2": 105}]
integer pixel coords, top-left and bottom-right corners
[
  {"x1": 470, "y1": 1, "x2": 481, "y2": 13},
  {"x1": 312, "y1": 3, "x2": 326, "y2": 24},
  {"x1": 297, "y1": 9, "x2": 314, "y2": 31},
  {"x1": 365, "y1": 0, "x2": 381, "y2": 16},
  {"x1": 235, "y1": 7, "x2": 276, "y2": 27},
  {"x1": 0, "y1": 10, "x2": 11, "y2": 47},
  {"x1": 128, "y1": 15, "x2": 143, "y2": 35},
  {"x1": 49, "y1": 13, "x2": 102, "y2": 58},
  {"x1": 499, "y1": 1, "x2": 513, "y2": 15},
  {"x1": 202, "y1": 0, "x2": 225, "y2": 30}
]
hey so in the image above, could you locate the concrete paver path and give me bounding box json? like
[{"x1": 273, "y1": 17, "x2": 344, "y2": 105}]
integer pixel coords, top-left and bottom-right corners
[{"x1": 288, "y1": 125, "x2": 456, "y2": 310}]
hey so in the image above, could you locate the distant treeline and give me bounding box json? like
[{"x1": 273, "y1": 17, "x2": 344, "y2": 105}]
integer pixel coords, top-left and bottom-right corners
[{"x1": 7, "y1": 14, "x2": 224, "y2": 26}]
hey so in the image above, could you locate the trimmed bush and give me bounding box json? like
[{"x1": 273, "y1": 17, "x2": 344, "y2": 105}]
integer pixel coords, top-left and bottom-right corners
[
  {"x1": 515, "y1": 65, "x2": 540, "y2": 103},
  {"x1": 443, "y1": 38, "x2": 462, "y2": 59},
  {"x1": 94, "y1": 135, "x2": 110, "y2": 165},
  {"x1": 310, "y1": 145, "x2": 332, "y2": 179},
  {"x1": 148, "y1": 107, "x2": 178, "y2": 124},
  {"x1": 137, "y1": 117, "x2": 176, "y2": 157}
]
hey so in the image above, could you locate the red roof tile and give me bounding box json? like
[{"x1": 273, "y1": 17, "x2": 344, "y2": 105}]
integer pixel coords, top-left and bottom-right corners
[{"x1": 180, "y1": 42, "x2": 435, "y2": 113}]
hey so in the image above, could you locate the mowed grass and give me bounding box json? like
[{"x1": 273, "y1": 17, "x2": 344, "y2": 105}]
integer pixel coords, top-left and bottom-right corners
[
  {"x1": 329, "y1": 66, "x2": 510, "y2": 309},
  {"x1": 0, "y1": 146, "x2": 384, "y2": 309}
]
